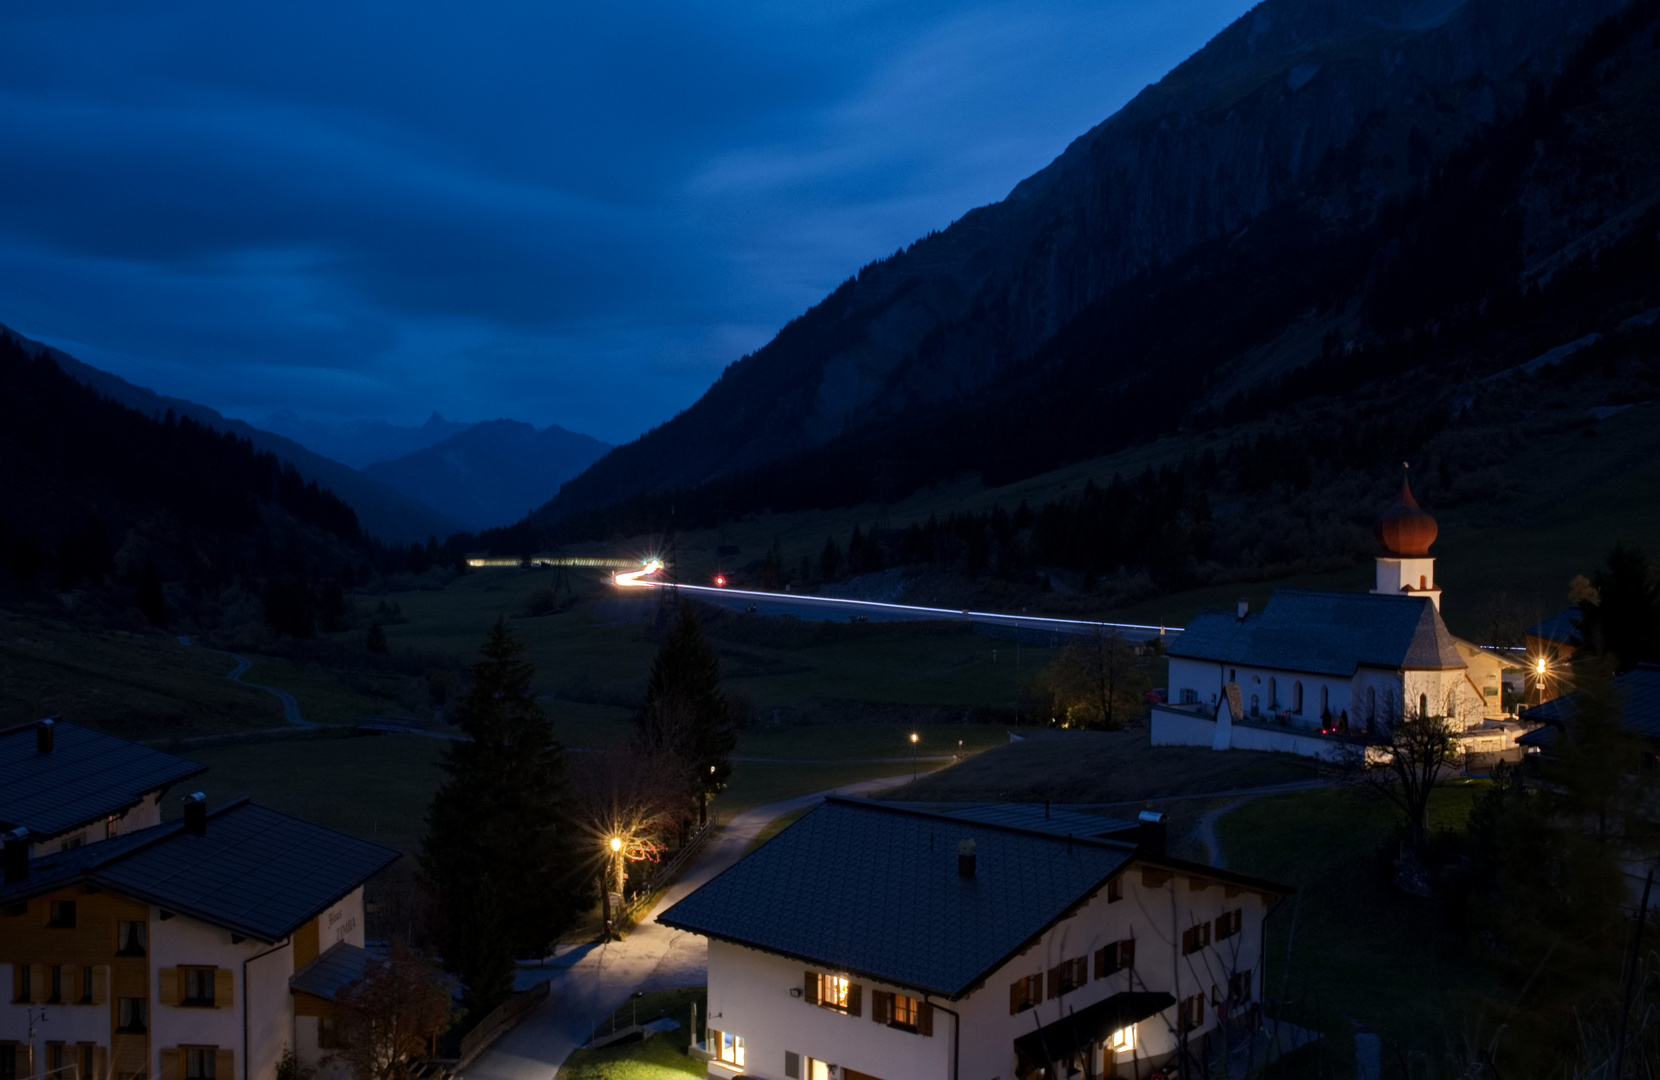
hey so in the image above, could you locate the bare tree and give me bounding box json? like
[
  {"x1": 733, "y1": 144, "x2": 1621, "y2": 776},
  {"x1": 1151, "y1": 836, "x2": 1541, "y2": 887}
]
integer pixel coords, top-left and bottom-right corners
[
  {"x1": 1030, "y1": 627, "x2": 1151, "y2": 729},
  {"x1": 328, "y1": 942, "x2": 454, "y2": 1080},
  {"x1": 1367, "y1": 697, "x2": 1459, "y2": 859},
  {"x1": 572, "y1": 743, "x2": 693, "y2": 936}
]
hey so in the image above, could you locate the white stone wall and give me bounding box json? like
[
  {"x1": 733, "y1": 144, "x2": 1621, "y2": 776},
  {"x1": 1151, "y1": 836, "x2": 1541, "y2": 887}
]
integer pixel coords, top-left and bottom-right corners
[
  {"x1": 1167, "y1": 656, "x2": 1353, "y2": 729},
  {"x1": 703, "y1": 865, "x2": 1274, "y2": 1080},
  {"x1": 28, "y1": 791, "x2": 166, "y2": 857},
  {"x1": 0, "y1": 962, "x2": 110, "y2": 1050},
  {"x1": 150, "y1": 908, "x2": 296, "y2": 1080}
]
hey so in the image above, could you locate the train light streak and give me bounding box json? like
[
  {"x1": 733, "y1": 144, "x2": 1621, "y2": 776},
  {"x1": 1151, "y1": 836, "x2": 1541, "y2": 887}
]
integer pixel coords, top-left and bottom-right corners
[{"x1": 613, "y1": 559, "x2": 664, "y2": 587}]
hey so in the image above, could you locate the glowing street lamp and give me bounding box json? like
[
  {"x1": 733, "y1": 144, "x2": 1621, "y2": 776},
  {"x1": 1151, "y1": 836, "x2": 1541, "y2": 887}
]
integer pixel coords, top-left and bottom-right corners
[{"x1": 910, "y1": 732, "x2": 920, "y2": 781}]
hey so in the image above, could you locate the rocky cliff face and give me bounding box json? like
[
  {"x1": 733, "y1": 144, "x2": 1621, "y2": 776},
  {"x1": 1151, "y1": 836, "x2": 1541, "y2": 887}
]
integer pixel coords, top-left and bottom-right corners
[{"x1": 542, "y1": 0, "x2": 1633, "y2": 522}]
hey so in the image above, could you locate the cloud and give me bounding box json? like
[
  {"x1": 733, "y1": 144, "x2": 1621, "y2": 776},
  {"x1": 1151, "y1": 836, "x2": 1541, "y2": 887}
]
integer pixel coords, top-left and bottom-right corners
[{"x1": 0, "y1": 0, "x2": 1253, "y2": 443}]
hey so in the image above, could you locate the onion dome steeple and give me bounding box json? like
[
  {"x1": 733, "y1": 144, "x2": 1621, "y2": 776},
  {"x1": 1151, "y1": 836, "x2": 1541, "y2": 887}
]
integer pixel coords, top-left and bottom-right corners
[{"x1": 1375, "y1": 466, "x2": 1438, "y2": 557}]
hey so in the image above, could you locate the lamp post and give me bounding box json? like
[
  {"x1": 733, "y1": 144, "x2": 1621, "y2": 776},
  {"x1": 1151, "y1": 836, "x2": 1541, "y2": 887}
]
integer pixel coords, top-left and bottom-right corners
[
  {"x1": 602, "y1": 836, "x2": 623, "y2": 940},
  {"x1": 910, "y1": 732, "x2": 920, "y2": 781},
  {"x1": 1533, "y1": 657, "x2": 1548, "y2": 708}
]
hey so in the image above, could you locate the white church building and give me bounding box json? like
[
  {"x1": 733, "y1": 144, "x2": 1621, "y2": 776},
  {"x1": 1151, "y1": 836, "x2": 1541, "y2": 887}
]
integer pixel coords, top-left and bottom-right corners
[{"x1": 1151, "y1": 479, "x2": 1523, "y2": 762}]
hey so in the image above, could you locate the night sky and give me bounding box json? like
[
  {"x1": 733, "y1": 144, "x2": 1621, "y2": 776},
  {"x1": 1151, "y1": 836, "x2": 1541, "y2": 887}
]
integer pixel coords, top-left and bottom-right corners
[{"x1": 0, "y1": 0, "x2": 1251, "y2": 445}]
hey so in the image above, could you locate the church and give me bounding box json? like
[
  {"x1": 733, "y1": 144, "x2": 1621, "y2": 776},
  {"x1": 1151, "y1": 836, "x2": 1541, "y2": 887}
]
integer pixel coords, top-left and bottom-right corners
[{"x1": 1150, "y1": 479, "x2": 1525, "y2": 762}]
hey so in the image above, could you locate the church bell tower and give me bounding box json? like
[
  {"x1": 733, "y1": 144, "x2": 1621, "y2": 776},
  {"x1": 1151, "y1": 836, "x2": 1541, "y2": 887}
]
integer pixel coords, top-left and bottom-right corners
[{"x1": 1373, "y1": 467, "x2": 1441, "y2": 610}]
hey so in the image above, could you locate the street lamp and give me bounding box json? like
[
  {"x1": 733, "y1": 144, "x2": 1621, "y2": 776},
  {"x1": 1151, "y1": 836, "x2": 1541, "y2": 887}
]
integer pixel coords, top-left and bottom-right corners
[{"x1": 910, "y1": 732, "x2": 920, "y2": 781}]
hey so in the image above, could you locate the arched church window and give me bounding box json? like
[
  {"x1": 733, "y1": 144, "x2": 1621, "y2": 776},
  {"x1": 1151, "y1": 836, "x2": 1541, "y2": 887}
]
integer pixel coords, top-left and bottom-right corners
[
  {"x1": 1268, "y1": 678, "x2": 1277, "y2": 708},
  {"x1": 1292, "y1": 682, "x2": 1303, "y2": 714},
  {"x1": 1419, "y1": 575, "x2": 1427, "y2": 590},
  {"x1": 1419, "y1": 693, "x2": 1429, "y2": 719},
  {"x1": 1367, "y1": 687, "x2": 1377, "y2": 719},
  {"x1": 1320, "y1": 685, "x2": 1329, "y2": 718},
  {"x1": 1250, "y1": 694, "x2": 1259, "y2": 717}
]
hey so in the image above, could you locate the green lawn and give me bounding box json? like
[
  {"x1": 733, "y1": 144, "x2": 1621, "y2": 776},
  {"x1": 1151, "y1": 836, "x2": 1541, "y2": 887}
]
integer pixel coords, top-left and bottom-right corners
[
  {"x1": 172, "y1": 731, "x2": 447, "y2": 853},
  {"x1": 241, "y1": 654, "x2": 423, "y2": 727},
  {"x1": 1217, "y1": 782, "x2": 1499, "y2": 1070},
  {"x1": 557, "y1": 988, "x2": 706, "y2": 1080},
  {"x1": 883, "y1": 728, "x2": 1320, "y2": 804}
]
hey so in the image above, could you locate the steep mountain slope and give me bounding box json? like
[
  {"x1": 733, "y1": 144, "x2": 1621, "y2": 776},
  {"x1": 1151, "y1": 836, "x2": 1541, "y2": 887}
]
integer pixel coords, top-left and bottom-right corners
[
  {"x1": 252, "y1": 411, "x2": 474, "y2": 470},
  {"x1": 0, "y1": 325, "x2": 468, "y2": 544},
  {"x1": 363, "y1": 420, "x2": 611, "y2": 531},
  {"x1": 540, "y1": 0, "x2": 1632, "y2": 524}
]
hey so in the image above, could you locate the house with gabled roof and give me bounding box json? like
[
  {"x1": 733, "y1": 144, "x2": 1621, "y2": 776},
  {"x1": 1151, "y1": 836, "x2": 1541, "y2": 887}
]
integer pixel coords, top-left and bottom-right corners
[
  {"x1": 0, "y1": 794, "x2": 399, "y2": 1080},
  {"x1": 0, "y1": 719, "x2": 207, "y2": 857},
  {"x1": 1518, "y1": 662, "x2": 1660, "y2": 752},
  {"x1": 1151, "y1": 481, "x2": 1523, "y2": 762},
  {"x1": 658, "y1": 797, "x2": 1290, "y2": 1080}
]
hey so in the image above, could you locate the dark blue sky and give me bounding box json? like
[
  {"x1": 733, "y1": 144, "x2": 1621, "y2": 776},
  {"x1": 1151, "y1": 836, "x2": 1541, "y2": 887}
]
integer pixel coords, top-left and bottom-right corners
[{"x1": 0, "y1": 0, "x2": 1250, "y2": 444}]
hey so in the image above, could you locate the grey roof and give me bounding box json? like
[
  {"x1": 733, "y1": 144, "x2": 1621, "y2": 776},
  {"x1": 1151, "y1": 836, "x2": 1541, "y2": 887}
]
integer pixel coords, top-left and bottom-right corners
[
  {"x1": 660, "y1": 799, "x2": 1134, "y2": 998},
  {"x1": 290, "y1": 942, "x2": 376, "y2": 1001},
  {"x1": 0, "y1": 799, "x2": 400, "y2": 943},
  {"x1": 1520, "y1": 664, "x2": 1660, "y2": 744},
  {"x1": 0, "y1": 721, "x2": 207, "y2": 838},
  {"x1": 943, "y1": 804, "x2": 1137, "y2": 839},
  {"x1": 1168, "y1": 590, "x2": 1464, "y2": 677},
  {"x1": 1525, "y1": 608, "x2": 1583, "y2": 647}
]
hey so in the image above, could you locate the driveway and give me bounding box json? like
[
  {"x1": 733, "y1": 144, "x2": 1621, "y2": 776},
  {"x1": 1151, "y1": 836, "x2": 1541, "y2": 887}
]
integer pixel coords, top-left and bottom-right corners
[{"x1": 465, "y1": 774, "x2": 917, "y2": 1080}]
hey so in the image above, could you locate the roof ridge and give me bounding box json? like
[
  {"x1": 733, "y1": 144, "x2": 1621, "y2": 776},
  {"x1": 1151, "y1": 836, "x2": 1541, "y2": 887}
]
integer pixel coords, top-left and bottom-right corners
[{"x1": 823, "y1": 796, "x2": 1136, "y2": 850}]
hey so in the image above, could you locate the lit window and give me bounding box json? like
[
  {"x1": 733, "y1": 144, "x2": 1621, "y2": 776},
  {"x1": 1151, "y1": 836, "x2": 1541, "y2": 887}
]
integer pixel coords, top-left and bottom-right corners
[
  {"x1": 715, "y1": 1031, "x2": 744, "y2": 1068},
  {"x1": 818, "y1": 973, "x2": 849, "y2": 1010},
  {"x1": 1109, "y1": 1025, "x2": 1137, "y2": 1052}
]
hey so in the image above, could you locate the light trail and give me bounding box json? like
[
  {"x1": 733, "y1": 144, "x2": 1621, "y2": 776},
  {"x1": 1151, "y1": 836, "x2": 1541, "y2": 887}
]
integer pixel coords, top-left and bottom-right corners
[
  {"x1": 467, "y1": 556, "x2": 640, "y2": 568},
  {"x1": 613, "y1": 559, "x2": 665, "y2": 587}
]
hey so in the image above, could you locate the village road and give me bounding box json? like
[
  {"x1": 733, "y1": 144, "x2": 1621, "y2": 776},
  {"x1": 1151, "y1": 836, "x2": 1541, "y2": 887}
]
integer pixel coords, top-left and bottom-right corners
[{"x1": 464, "y1": 773, "x2": 921, "y2": 1080}]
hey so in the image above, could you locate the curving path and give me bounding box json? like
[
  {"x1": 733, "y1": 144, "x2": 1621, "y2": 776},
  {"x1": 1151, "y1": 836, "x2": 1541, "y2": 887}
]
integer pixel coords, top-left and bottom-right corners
[
  {"x1": 467, "y1": 773, "x2": 926, "y2": 1080},
  {"x1": 178, "y1": 635, "x2": 316, "y2": 728}
]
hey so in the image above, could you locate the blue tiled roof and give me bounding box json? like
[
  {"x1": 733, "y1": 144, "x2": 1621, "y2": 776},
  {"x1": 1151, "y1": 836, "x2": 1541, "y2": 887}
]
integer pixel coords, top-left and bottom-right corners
[
  {"x1": 1520, "y1": 663, "x2": 1660, "y2": 742},
  {"x1": 659, "y1": 798, "x2": 1136, "y2": 999},
  {"x1": 290, "y1": 942, "x2": 376, "y2": 1001},
  {"x1": 0, "y1": 799, "x2": 399, "y2": 943},
  {"x1": 1167, "y1": 590, "x2": 1464, "y2": 676},
  {"x1": 0, "y1": 721, "x2": 206, "y2": 837},
  {"x1": 943, "y1": 804, "x2": 1137, "y2": 839},
  {"x1": 1525, "y1": 608, "x2": 1583, "y2": 647}
]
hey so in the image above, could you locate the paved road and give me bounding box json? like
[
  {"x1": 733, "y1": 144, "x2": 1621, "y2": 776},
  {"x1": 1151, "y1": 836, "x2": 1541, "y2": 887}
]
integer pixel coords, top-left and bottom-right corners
[{"x1": 465, "y1": 774, "x2": 921, "y2": 1080}]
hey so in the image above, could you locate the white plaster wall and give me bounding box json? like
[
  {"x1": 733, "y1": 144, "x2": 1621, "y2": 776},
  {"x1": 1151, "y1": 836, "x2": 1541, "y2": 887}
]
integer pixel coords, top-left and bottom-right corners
[
  {"x1": 28, "y1": 792, "x2": 165, "y2": 856},
  {"x1": 294, "y1": 1016, "x2": 353, "y2": 1080},
  {"x1": 116, "y1": 793, "x2": 165, "y2": 835},
  {"x1": 1166, "y1": 658, "x2": 1221, "y2": 708},
  {"x1": 316, "y1": 894, "x2": 365, "y2": 952},
  {"x1": 1224, "y1": 725, "x2": 1362, "y2": 764},
  {"x1": 705, "y1": 865, "x2": 1276, "y2": 1080},
  {"x1": 0, "y1": 963, "x2": 112, "y2": 1049},
  {"x1": 150, "y1": 908, "x2": 295, "y2": 1080},
  {"x1": 1149, "y1": 708, "x2": 1216, "y2": 749}
]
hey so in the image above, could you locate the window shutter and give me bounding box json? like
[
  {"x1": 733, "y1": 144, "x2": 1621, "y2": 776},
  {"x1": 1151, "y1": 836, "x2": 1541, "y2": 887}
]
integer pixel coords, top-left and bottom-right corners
[
  {"x1": 785, "y1": 1051, "x2": 801, "y2": 1080},
  {"x1": 804, "y1": 971, "x2": 818, "y2": 1005},
  {"x1": 214, "y1": 969, "x2": 235, "y2": 1007},
  {"x1": 159, "y1": 968, "x2": 180, "y2": 1006},
  {"x1": 91, "y1": 965, "x2": 110, "y2": 1005},
  {"x1": 1009, "y1": 980, "x2": 1021, "y2": 1014},
  {"x1": 871, "y1": 990, "x2": 891, "y2": 1024},
  {"x1": 847, "y1": 982, "x2": 862, "y2": 1017},
  {"x1": 1046, "y1": 965, "x2": 1060, "y2": 1000},
  {"x1": 94, "y1": 1046, "x2": 107, "y2": 1080},
  {"x1": 917, "y1": 1001, "x2": 934, "y2": 1037},
  {"x1": 1093, "y1": 946, "x2": 1106, "y2": 979},
  {"x1": 159, "y1": 1049, "x2": 179, "y2": 1080},
  {"x1": 61, "y1": 965, "x2": 76, "y2": 999},
  {"x1": 30, "y1": 963, "x2": 48, "y2": 1003},
  {"x1": 216, "y1": 1049, "x2": 235, "y2": 1080}
]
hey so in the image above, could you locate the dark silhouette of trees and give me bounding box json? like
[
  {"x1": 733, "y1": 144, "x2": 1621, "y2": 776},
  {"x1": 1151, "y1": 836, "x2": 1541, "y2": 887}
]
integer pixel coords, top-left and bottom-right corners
[
  {"x1": 327, "y1": 942, "x2": 455, "y2": 1080},
  {"x1": 135, "y1": 560, "x2": 166, "y2": 627},
  {"x1": 633, "y1": 602, "x2": 741, "y2": 824},
  {"x1": 1576, "y1": 543, "x2": 1660, "y2": 672},
  {"x1": 421, "y1": 619, "x2": 588, "y2": 1023}
]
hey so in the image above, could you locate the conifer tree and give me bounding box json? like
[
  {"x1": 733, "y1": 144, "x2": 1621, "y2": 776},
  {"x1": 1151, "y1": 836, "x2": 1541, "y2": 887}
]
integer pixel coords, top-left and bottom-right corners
[
  {"x1": 634, "y1": 602, "x2": 740, "y2": 823},
  {"x1": 421, "y1": 618, "x2": 587, "y2": 1022}
]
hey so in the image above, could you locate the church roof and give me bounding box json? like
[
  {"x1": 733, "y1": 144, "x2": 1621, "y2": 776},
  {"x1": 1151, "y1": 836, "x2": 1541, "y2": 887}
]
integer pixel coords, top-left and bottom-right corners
[{"x1": 1168, "y1": 590, "x2": 1465, "y2": 677}]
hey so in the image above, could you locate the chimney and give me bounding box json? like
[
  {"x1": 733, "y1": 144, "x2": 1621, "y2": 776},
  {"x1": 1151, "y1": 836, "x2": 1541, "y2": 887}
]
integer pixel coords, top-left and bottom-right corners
[
  {"x1": 958, "y1": 838, "x2": 977, "y2": 879},
  {"x1": 1236, "y1": 599, "x2": 1250, "y2": 620},
  {"x1": 1137, "y1": 811, "x2": 1167, "y2": 857},
  {"x1": 3, "y1": 828, "x2": 29, "y2": 885},
  {"x1": 182, "y1": 792, "x2": 208, "y2": 837},
  {"x1": 36, "y1": 718, "x2": 54, "y2": 754}
]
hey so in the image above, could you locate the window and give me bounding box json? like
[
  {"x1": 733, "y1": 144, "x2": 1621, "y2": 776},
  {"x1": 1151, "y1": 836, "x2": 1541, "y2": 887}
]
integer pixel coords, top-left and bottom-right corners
[
  {"x1": 0, "y1": 1045, "x2": 15, "y2": 1080},
  {"x1": 1179, "y1": 992, "x2": 1205, "y2": 1033},
  {"x1": 1229, "y1": 669, "x2": 1237, "y2": 682},
  {"x1": 48, "y1": 900, "x2": 76, "y2": 928},
  {"x1": 807, "y1": 1061, "x2": 833, "y2": 1080},
  {"x1": 60, "y1": 836, "x2": 84, "y2": 853},
  {"x1": 1047, "y1": 957, "x2": 1088, "y2": 998},
  {"x1": 873, "y1": 990, "x2": 931, "y2": 1033},
  {"x1": 708, "y1": 1030, "x2": 744, "y2": 1068},
  {"x1": 116, "y1": 921, "x2": 146, "y2": 956},
  {"x1": 1181, "y1": 922, "x2": 1211, "y2": 955},
  {"x1": 13, "y1": 964, "x2": 29, "y2": 1003},
  {"x1": 118, "y1": 997, "x2": 147, "y2": 1033},
  {"x1": 184, "y1": 1048, "x2": 216, "y2": 1080},
  {"x1": 46, "y1": 1044, "x2": 66, "y2": 1073},
  {"x1": 1268, "y1": 678, "x2": 1277, "y2": 708},
  {"x1": 1009, "y1": 973, "x2": 1043, "y2": 1014},
  {"x1": 808, "y1": 972, "x2": 859, "y2": 1015},
  {"x1": 1320, "y1": 684, "x2": 1329, "y2": 717},
  {"x1": 1215, "y1": 909, "x2": 1243, "y2": 941},
  {"x1": 1095, "y1": 938, "x2": 1135, "y2": 978},
  {"x1": 1419, "y1": 693, "x2": 1429, "y2": 719},
  {"x1": 784, "y1": 1051, "x2": 801, "y2": 1080},
  {"x1": 1106, "y1": 877, "x2": 1123, "y2": 903},
  {"x1": 1109, "y1": 1025, "x2": 1137, "y2": 1053},
  {"x1": 79, "y1": 1044, "x2": 96, "y2": 1080},
  {"x1": 80, "y1": 966, "x2": 93, "y2": 1003},
  {"x1": 1249, "y1": 694, "x2": 1259, "y2": 717},
  {"x1": 1180, "y1": 688, "x2": 1197, "y2": 704},
  {"x1": 1229, "y1": 969, "x2": 1254, "y2": 1006},
  {"x1": 49, "y1": 964, "x2": 62, "y2": 1003},
  {"x1": 182, "y1": 967, "x2": 216, "y2": 1006},
  {"x1": 1292, "y1": 682, "x2": 1303, "y2": 714}
]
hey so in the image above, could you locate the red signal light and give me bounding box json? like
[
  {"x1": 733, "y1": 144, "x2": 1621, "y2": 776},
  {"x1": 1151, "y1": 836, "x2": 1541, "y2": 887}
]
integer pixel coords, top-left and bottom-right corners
[{"x1": 714, "y1": 575, "x2": 727, "y2": 587}]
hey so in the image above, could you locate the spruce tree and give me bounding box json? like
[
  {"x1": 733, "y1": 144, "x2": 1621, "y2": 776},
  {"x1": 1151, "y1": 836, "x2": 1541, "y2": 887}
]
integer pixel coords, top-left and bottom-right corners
[
  {"x1": 634, "y1": 602, "x2": 739, "y2": 822},
  {"x1": 421, "y1": 618, "x2": 587, "y2": 1022}
]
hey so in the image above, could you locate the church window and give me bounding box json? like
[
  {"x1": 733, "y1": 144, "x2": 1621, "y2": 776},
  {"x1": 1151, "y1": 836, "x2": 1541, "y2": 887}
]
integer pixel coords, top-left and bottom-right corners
[
  {"x1": 1180, "y1": 688, "x2": 1197, "y2": 704},
  {"x1": 1419, "y1": 575, "x2": 1427, "y2": 590},
  {"x1": 1268, "y1": 678, "x2": 1277, "y2": 709},
  {"x1": 1320, "y1": 685, "x2": 1329, "y2": 717},
  {"x1": 1419, "y1": 693, "x2": 1429, "y2": 719},
  {"x1": 1292, "y1": 682, "x2": 1303, "y2": 714},
  {"x1": 1367, "y1": 687, "x2": 1377, "y2": 719},
  {"x1": 1249, "y1": 695, "x2": 1259, "y2": 717}
]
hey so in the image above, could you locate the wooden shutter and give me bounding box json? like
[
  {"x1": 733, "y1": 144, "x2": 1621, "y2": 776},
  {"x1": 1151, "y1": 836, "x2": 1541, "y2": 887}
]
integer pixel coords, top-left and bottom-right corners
[
  {"x1": 159, "y1": 1049, "x2": 180, "y2": 1080},
  {"x1": 159, "y1": 968, "x2": 180, "y2": 1006},
  {"x1": 871, "y1": 990, "x2": 891, "y2": 1024},
  {"x1": 785, "y1": 1051, "x2": 801, "y2": 1079},
  {"x1": 60, "y1": 965, "x2": 76, "y2": 1000},
  {"x1": 1046, "y1": 964, "x2": 1060, "y2": 1000},
  {"x1": 91, "y1": 965, "x2": 109, "y2": 1005},
  {"x1": 30, "y1": 963, "x2": 48, "y2": 1003},
  {"x1": 216, "y1": 1049, "x2": 234, "y2": 1080},
  {"x1": 847, "y1": 982, "x2": 862, "y2": 1017},
  {"x1": 1009, "y1": 980, "x2": 1021, "y2": 1014},
  {"x1": 214, "y1": 969, "x2": 234, "y2": 1007},
  {"x1": 93, "y1": 1046, "x2": 108, "y2": 1080},
  {"x1": 803, "y1": 971, "x2": 818, "y2": 1005},
  {"x1": 917, "y1": 1001, "x2": 934, "y2": 1037}
]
